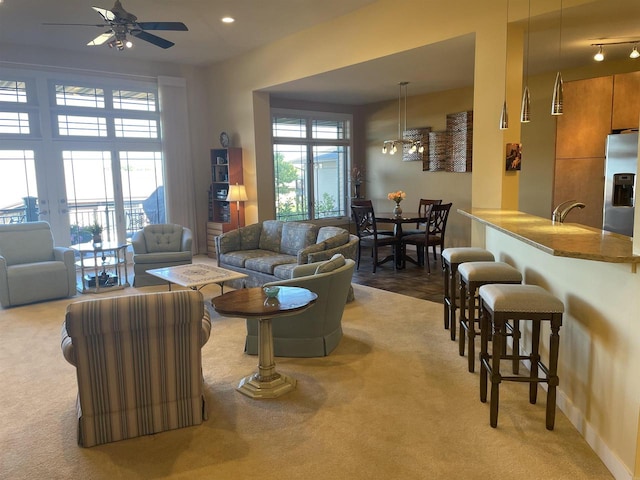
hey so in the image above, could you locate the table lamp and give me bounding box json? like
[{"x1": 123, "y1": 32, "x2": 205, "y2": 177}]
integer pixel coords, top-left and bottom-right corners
[{"x1": 226, "y1": 183, "x2": 248, "y2": 229}]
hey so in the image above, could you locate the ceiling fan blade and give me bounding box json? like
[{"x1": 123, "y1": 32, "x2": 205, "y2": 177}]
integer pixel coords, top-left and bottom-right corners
[
  {"x1": 137, "y1": 22, "x2": 188, "y2": 31},
  {"x1": 131, "y1": 30, "x2": 175, "y2": 49},
  {"x1": 88, "y1": 32, "x2": 115, "y2": 46},
  {"x1": 92, "y1": 6, "x2": 116, "y2": 22},
  {"x1": 43, "y1": 23, "x2": 107, "y2": 27}
]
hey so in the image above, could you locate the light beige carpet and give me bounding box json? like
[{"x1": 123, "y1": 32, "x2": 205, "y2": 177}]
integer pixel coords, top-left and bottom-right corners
[{"x1": 0, "y1": 282, "x2": 612, "y2": 480}]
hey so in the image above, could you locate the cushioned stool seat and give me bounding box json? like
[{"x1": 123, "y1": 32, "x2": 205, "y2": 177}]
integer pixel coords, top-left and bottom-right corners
[
  {"x1": 441, "y1": 248, "x2": 494, "y2": 341},
  {"x1": 458, "y1": 261, "x2": 522, "y2": 373},
  {"x1": 478, "y1": 284, "x2": 564, "y2": 430}
]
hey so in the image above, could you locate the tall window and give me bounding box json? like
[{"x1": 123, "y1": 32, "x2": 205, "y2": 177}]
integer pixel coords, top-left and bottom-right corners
[
  {"x1": 0, "y1": 72, "x2": 164, "y2": 245},
  {"x1": 0, "y1": 80, "x2": 38, "y2": 224},
  {"x1": 51, "y1": 81, "x2": 163, "y2": 243},
  {"x1": 272, "y1": 110, "x2": 351, "y2": 221}
]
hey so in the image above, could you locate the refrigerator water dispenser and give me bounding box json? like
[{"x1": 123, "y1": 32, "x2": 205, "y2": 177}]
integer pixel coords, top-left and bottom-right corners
[{"x1": 612, "y1": 173, "x2": 634, "y2": 207}]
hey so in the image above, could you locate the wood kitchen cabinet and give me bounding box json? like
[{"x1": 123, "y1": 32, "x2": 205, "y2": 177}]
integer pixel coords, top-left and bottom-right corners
[
  {"x1": 612, "y1": 71, "x2": 640, "y2": 131},
  {"x1": 554, "y1": 73, "x2": 640, "y2": 230},
  {"x1": 555, "y1": 76, "x2": 613, "y2": 159}
]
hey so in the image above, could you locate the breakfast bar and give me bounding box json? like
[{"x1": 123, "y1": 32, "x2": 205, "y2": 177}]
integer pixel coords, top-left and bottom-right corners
[{"x1": 459, "y1": 208, "x2": 640, "y2": 479}]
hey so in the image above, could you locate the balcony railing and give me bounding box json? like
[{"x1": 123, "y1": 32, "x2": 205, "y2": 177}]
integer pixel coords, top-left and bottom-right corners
[{"x1": 0, "y1": 198, "x2": 154, "y2": 245}]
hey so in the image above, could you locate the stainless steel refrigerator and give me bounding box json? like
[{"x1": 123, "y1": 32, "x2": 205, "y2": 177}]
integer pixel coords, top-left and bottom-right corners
[{"x1": 603, "y1": 132, "x2": 638, "y2": 236}]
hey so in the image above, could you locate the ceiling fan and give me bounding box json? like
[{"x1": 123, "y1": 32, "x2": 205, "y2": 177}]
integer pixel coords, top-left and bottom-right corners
[{"x1": 43, "y1": 0, "x2": 188, "y2": 51}]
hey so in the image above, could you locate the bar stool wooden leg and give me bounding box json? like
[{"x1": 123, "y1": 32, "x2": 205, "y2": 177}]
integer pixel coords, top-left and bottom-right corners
[
  {"x1": 546, "y1": 316, "x2": 562, "y2": 430},
  {"x1": 443, "y1": 262, "x2": 453, "y2": 330},
  {"x1": 529, "y1": 320, "x2": 541, "y2": 405},
  {"x1": 458, "y1": 279, "x2": 466, "y2": 356},
  {"x1": 448, "y1": 264, "x2": 457, "y2": 340},
  {"x1": 479, "y1": 305, "x2": 490, "y2": 403},
  {"x1": 490, "y1": 314, "x2": 505, "y2": 428},
  {"x1": 512, "y1": 319, "x2": 521, "y2": 375}
]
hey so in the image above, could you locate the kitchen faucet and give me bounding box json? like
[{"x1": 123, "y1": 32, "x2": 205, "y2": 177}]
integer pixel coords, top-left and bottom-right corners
[{"x1": 551, "y1": 200, "x2": 586, "y2": 223}]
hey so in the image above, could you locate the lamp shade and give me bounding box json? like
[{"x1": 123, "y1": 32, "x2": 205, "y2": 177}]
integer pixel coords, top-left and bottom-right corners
[{"x1": 226, "y1": 184, "x2": 248, "y2": 202}]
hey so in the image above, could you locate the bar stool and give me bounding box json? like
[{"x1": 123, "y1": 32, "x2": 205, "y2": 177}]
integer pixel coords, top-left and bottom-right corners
[
  {"x1": 458, "y1": 261, "x2": 522, "y2": 373},
  {"x1": 478, "y1": 284, "x2": 564, "y2": 430},
  {"x1": 441, "y1": 247, "x2": 494, "y2": 341}
]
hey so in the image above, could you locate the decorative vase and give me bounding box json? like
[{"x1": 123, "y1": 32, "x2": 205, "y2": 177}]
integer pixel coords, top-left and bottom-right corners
[
  {"x1": 393, "y1": 202, "x2": 402, "y2": 215},
  {"x1": 92, "y1": 234, "x2": 102, "y2": 246},
  {"x1": 354, "y1": 182, "x2": 362, "y2": 199}
]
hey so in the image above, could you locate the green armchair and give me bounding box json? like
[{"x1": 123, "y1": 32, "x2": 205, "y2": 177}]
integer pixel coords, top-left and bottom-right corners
[
  {"x1": 0, "y1": 221, "x2": 76, "y2": 308},
  {"x1": 131, "y1": 223, "x2": 193, "y2": 286},
  {"x1": 245, "y1": 255, "x2": 355, "y2": 357}
]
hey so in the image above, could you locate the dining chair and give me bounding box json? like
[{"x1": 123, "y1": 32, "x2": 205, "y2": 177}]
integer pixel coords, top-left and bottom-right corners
[
  {"x1": 351, "y1": 199, "x2": 394, "y2": 236},
  {"x1": 402, "y1": 198, "x2": 443, "y2": 236},
  {"x1": 401, "y1": 202, "x2": 452, "y2": 273},
  {"x1": 350, "y1": 204, "x2": 399, "y2": 273}
]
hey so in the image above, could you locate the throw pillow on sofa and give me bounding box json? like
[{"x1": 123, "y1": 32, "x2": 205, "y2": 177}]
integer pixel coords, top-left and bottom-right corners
[
  {"x1": 317, "y1": 226, "x2": 349, "y2": 249},
  {"x1": 315, "y1": 253, "x2": 346, "y2": 274},
  {"x1": 259, "y1": 220, "x2": 283, "y2": 252}
]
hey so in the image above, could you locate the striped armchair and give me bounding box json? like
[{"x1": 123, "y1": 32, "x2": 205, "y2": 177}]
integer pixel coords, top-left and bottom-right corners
[{"x1": 61, "y1": 290, "x2": 211, "y2": 447}]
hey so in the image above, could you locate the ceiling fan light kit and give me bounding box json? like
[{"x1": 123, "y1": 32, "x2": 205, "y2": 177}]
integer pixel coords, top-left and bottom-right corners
[{"x1": 44, "y1": 0, "x2": 188, "y2": 51}]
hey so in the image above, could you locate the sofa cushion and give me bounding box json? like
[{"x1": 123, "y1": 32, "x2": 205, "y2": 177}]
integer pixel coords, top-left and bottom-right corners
[
  {"x1": 317, "y1": 226, "x2": 349, "y2": 249},
  {"x1": 315, "y1": 253, "x2": 346, "y2": 274},
  {"x1": 259, "y1": 220, "x2": 283, "y2": 253},
  {"x1": 133, "y1": 251, "x2": 192, "y2": 265},
  {"x1": 273, "y1": 263, "x2": 298, "y2": 280},
  {"x1": 245, "y1": 254, "x2": 297, "y2": 275},
  {"x1": 143, "y1": 224, "x2": 183, "y2": 252},
  {"x1": 280, "y1": 222, "x2": 319, "y2": 256},
  {"x1": 219, "y1": 249, "x2": 274, "y2": 268}
]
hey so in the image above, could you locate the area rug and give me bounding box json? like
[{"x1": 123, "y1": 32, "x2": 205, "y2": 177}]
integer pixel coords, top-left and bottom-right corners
[{"x1": 0, "y1": 283, "x2": 612, "y2": 479}]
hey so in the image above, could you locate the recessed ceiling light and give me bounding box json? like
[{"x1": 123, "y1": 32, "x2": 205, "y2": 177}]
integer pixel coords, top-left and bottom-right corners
[{"x1": 221, "y1": 17, "x2": 235, "y2": 24}]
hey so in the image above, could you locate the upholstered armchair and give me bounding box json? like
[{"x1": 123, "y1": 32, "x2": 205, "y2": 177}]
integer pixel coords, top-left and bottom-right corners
[
  {"x1": 0, "y1": 221, "x2": 76, "y2": 308},
  {"x1": 61, "y1": 290, "x2": 211, "y2": 447},
  {"x1": 131, "y1": 223, "x2": 193, "y2": 286},
  {"x1": 245, "y1": 255, "x2": 356, "y2": 358}
]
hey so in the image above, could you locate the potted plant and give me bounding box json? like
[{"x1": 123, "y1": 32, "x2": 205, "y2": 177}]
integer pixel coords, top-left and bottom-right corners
[{"x1": 89, "y1": 222, "x2": 103, "y2": 245}]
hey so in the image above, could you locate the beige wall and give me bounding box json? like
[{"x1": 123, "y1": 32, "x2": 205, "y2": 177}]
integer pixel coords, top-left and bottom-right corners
[
  {"x1": 485, "y1": 225, "x2": 640, "y2": 479},
  {"x1": 205, "y1": 0, "x2": 511, "y2": 229},
  {"x1": 364, "y1": 87, "x2": 474, "y2": 247}
]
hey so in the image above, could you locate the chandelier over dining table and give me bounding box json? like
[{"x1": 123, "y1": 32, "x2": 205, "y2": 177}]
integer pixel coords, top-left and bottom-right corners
[{"x1": 382, "y1": 82, "x2": 425, "y2": 155}]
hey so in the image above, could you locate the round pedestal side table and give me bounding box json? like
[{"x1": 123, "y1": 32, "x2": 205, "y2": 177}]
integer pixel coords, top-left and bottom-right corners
[{"x1": 211, "y1": 286, "x2": 318, "y2": 399}]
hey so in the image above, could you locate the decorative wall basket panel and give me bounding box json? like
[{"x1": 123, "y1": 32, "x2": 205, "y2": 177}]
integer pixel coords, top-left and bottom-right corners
[
  {"x1": 426, "y1": 131, "x2": 448, "y2": 171},
  {"x1": 403, "y1": 127, "x2": 430, "y2": 162},
  {"x1": 446, "y1": 110, "x2": 473, "y2": 172}
]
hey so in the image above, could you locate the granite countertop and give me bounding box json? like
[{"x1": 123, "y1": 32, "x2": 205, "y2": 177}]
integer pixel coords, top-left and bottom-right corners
[{"x1": 458, "y1": 208, "x2": 640, "y2": 264}]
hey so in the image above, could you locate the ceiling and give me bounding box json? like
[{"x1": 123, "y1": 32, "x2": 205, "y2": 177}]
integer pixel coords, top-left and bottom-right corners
[{"x1": 1, "y1": 0, "x2": 639, "y2": 105}]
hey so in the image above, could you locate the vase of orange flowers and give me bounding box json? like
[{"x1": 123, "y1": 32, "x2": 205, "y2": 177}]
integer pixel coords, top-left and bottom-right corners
[{"x1": 387, "y1": 190, "x2": 406, "y2": 215}]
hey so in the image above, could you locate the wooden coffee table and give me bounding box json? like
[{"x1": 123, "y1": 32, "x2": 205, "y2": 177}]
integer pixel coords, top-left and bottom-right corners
[
  {"x1": 146, "y1": 263, "x2": 247, "y2": 293},
  {"x1": 211, "y1": 286, "x2": 318, "y2": 399}
]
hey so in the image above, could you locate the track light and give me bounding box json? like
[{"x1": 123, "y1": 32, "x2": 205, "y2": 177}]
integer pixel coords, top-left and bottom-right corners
[
  {"x1": 125, "y1": 40, "x2": 133, "y2": 48},
  {"x1": 594, "y1": 45, "x2": 604, "y2": 62},
  {"x1": 590, "y1": 40, "x2": 640, "y2": 61}
]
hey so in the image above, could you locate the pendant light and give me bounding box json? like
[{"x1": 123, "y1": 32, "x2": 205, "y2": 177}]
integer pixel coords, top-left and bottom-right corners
[
  {"x1": 499, "y1": 0, "x2": 510, "y2": 130},
  {"x1": 520, "y1": 0, "x2": 531, "y2": 123},
  {"x1": 551, "y1": 0, "x2": 564, "y2": 116},
  {"x1": 382, "y1": 82, "x2": 423, "y2": 155}
]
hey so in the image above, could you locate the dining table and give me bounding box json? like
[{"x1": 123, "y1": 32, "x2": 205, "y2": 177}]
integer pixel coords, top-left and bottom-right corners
[{"x1": 375, "y1": 211, "x2": 430, "y2": 269}]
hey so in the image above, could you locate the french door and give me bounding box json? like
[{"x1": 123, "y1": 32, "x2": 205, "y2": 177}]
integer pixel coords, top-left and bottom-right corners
[{"x1": 0, "y1": 73, "x2": 164, "y2": 247}]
